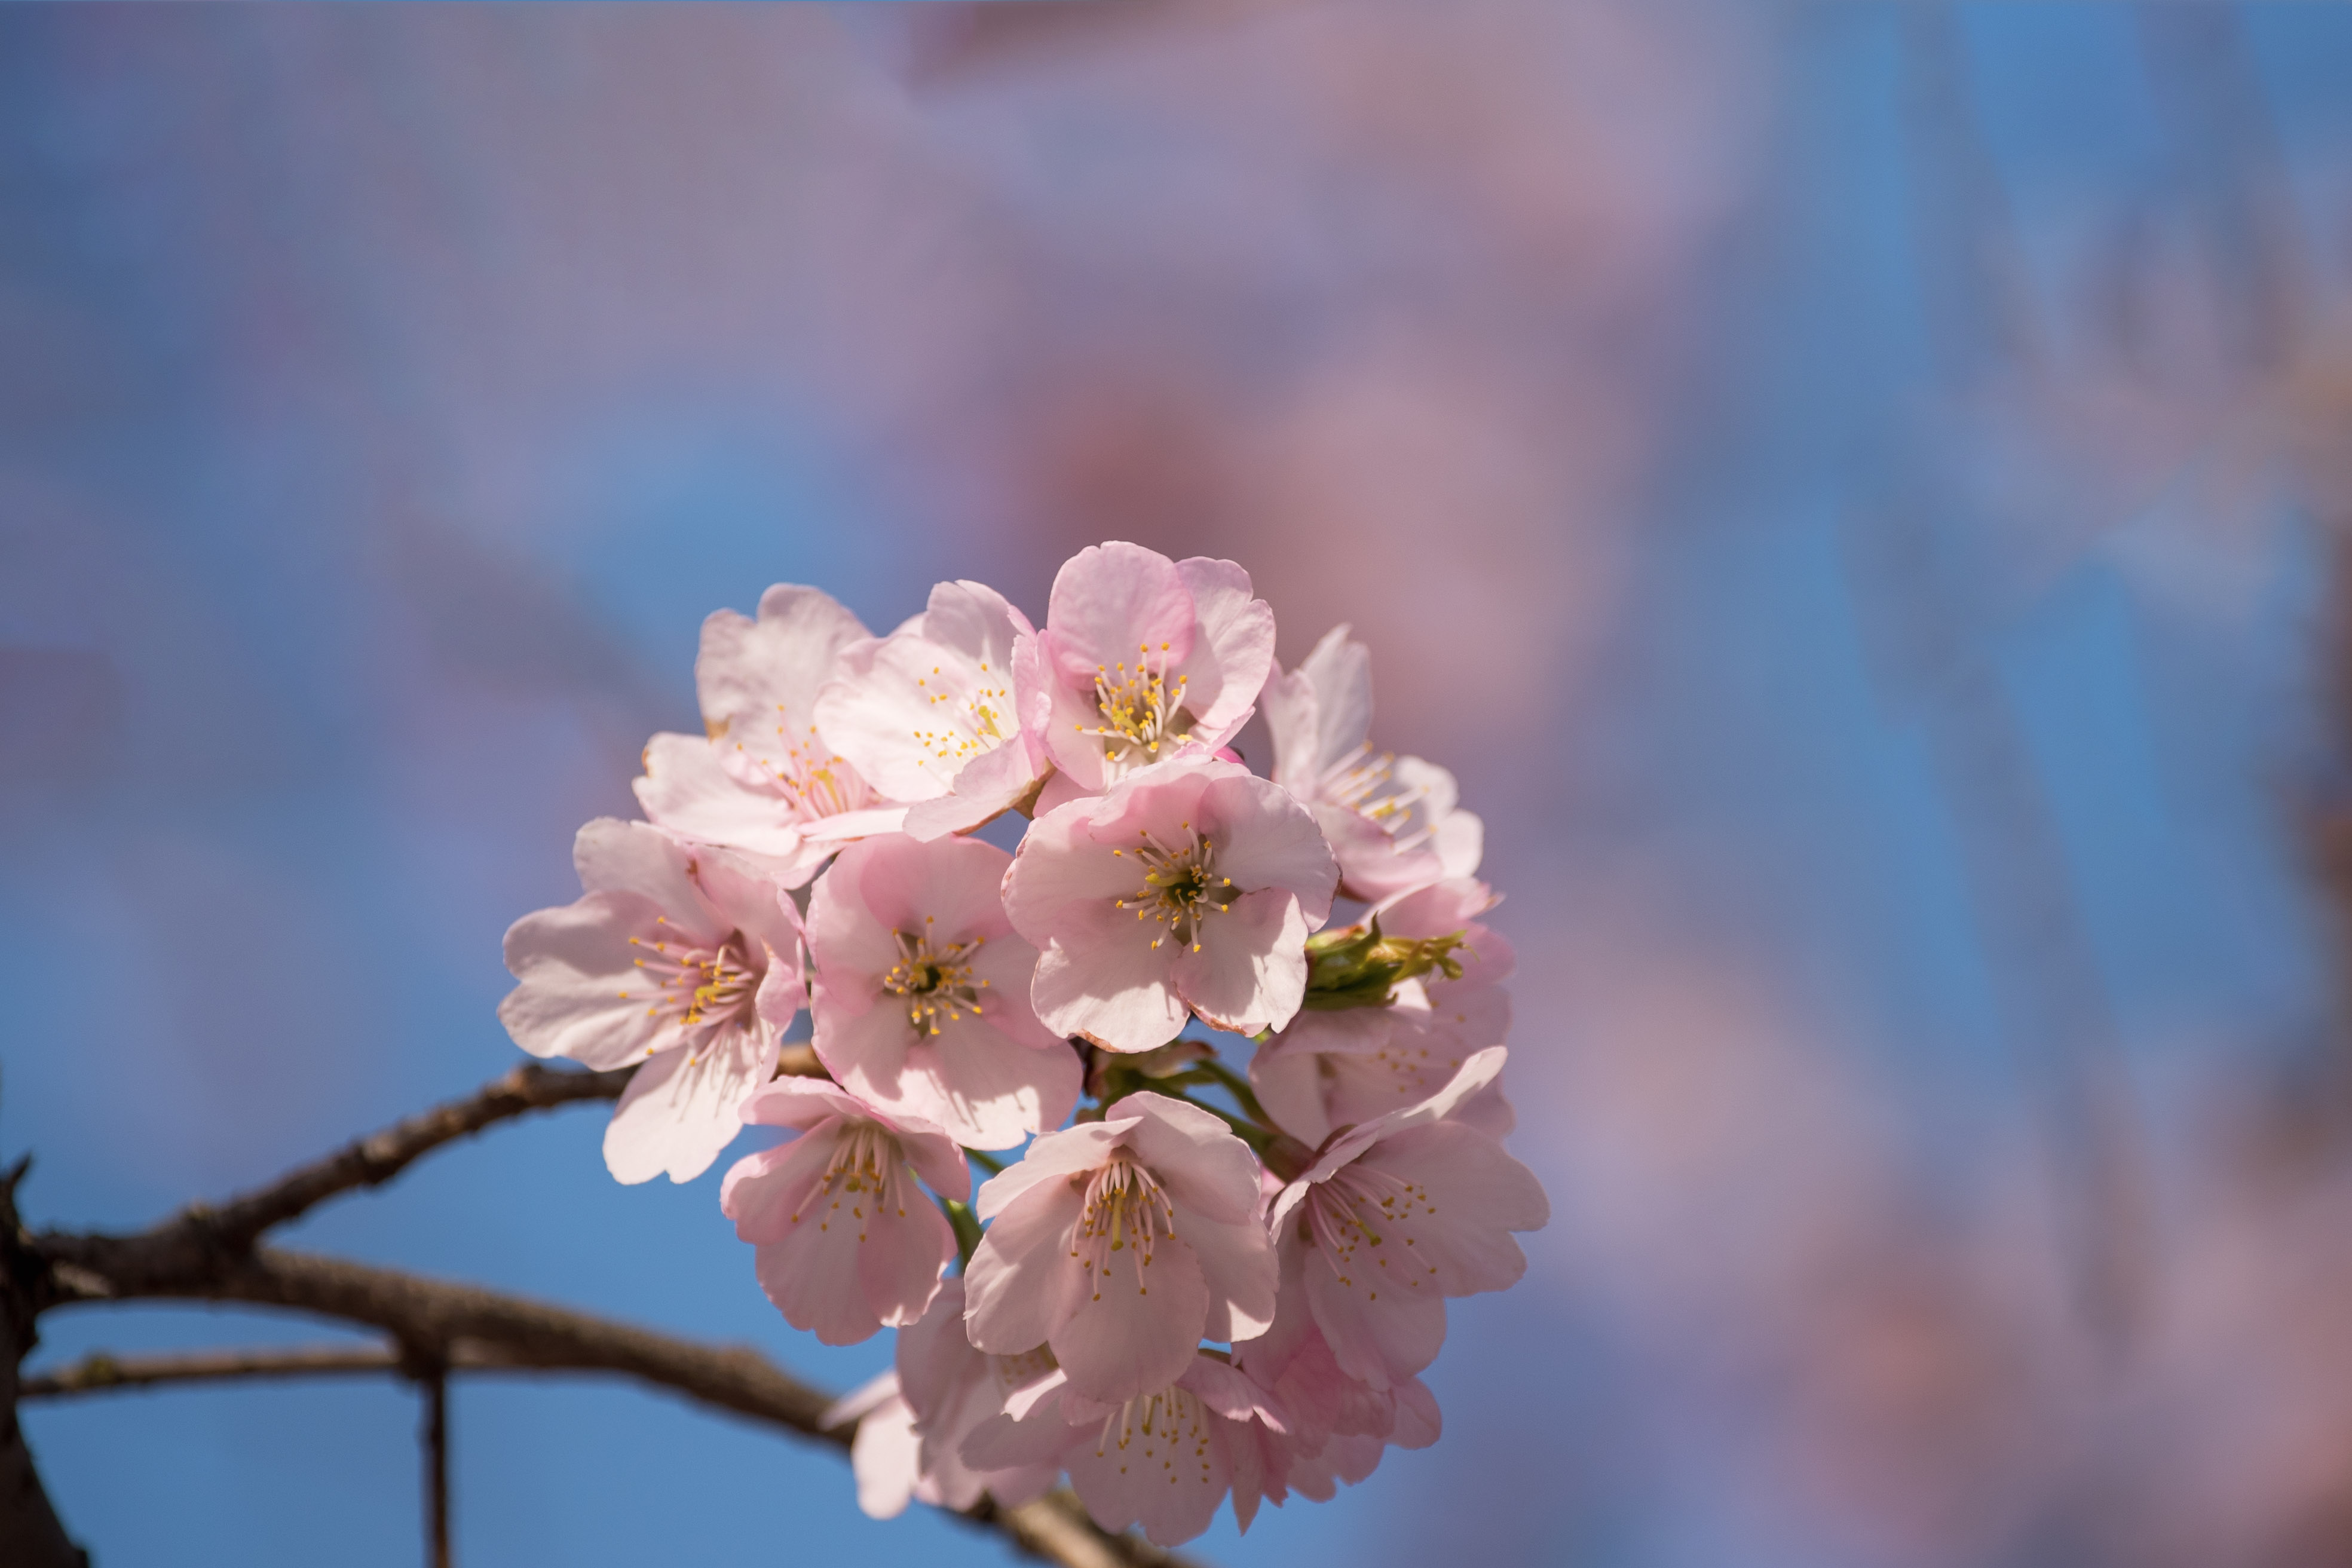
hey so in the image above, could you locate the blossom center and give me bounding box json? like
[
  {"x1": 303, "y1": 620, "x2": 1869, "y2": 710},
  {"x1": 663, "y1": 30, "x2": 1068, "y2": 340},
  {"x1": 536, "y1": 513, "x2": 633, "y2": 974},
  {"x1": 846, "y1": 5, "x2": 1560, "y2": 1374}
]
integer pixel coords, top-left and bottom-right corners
[
  {"x1": 881, "y1": 923, "x2": 990, "y2": 1036},
  {"x1": 623, "y1": 920, "x2": 762, "y2": 1054},
  {"x1": 1081, "y1": 641, "x2": 1192, "y2": 773},
  {"x1": 1089, "y1": 1383, "x2": 1215, "y2": 1485},
  {"x1": 1321, "y1": 745, "x2": 1435, "y2": 848},
  {"x1": 738, "y1": 718, "x2": 873, "y2": 822},
  {"x1": 909, "y1": 661, "x2": 1013, "y2": 776},
  {"x1": 1301, "y1": 1162, "x2": 1439, "y2": 1300},
  {"x1": 789, "y1": 1120, "x2": 914, "y2": 1239},
  {"x1": 1072, "y1": 1154, "x2": 1178, "y2": 1302},
  {"x1": 1113, "y1": 825, "x2": 1235, "y2": 953}
]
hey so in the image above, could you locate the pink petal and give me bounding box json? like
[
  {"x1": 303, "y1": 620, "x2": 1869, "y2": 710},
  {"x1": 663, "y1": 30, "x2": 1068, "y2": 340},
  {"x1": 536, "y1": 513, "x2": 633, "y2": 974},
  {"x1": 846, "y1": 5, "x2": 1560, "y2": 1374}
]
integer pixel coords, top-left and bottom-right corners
[
  {"x1": 1050, "y1": 1232, "x2": 1212, "y2": 1402},
  {"x1": 1030, "y1": 908, "x2": 1189, "y2": 1053},
  {"x1": 972, "y1": 1120, "x2": 1132, "y2": 1221},
  {"x1": 722, "y1": 1129, "x2": 843, "y2": 1244},
  {"x1": 1171, "y1": 887, "x2": 1312, "y2": 1037},
  {"x1": 894, "y1": 1017, "x2": 1082, "y2": 1151},
  {"x1": 739, "y1": 1076, "x2": 875, "y2": 1132},
  {"x1": 1043, "y1": 543, "x2": 1194, "y2": 680},
  {"x1": 1293, "y1": 623, "x2": 1375, "y2": 776},
  {"x1": 632, "y1": 732, "x2": 810, "y2": 865},
  {"x1": 847, "y1": 1392, "x2": 921, "y2": 1519},
  {"x1": 696, "y1": 586, "x2": 867, "y2": 745},
  {"x1": 1200, "y1": 772, "x2": 1337, "y2": 926},
  {"x1": 858, "y1": 1196, "x2": 955, "y2": 1330},
  {"x1": 1114, "y1": 1093, "x2": 1266, "y2": 1224},
  {"x1": 1171, "y1": 555, "x2": 1276, "y2": 745},
  {"x1": 498, "y1": 893, "x2": 673, "y2": 1069},
  {"x1": 964, "y1": 1178, "x2": 1091, "y2": 1352},
  {"x1": 1361, "y1": 1122, "x2": 1546, "y2": 1294},
  {"x1": 854, "y1": 833, "x2": 1015, "y2": 942},
  {"x1": 1062, "y1": 1377, "x2": 1232, "y2": 1546},
  {"x1": 1303, "y1": 1245, "x2": 1447, "y2": 1390},
  {"x1": 601, "y1": 1029, "x2": 776, "y2": 1184},
  {"x1": 570, "y1": 819, "x2": 723, "y2": 942},
  {"x1": 1187, "y1": 1212, "x2": 1280, "y2": 1343}
]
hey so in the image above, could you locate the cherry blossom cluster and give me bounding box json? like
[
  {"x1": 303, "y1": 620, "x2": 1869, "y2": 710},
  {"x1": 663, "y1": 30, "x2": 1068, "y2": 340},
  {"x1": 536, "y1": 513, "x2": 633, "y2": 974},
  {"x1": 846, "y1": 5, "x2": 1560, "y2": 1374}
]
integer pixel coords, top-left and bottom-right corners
[{"x1": 499, "y1": 542, "x2": 1547, "y2": 1545}]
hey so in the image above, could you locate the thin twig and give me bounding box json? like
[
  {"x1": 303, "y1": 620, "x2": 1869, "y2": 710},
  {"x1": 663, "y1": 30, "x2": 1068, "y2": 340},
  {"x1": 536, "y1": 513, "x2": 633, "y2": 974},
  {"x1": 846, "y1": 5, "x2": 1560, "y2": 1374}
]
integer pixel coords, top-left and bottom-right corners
[
  {"x1": 417, "y1": 1359, "x2": 451, "y2": 1568},
  {"x1": 23, "y1": 1343, "x2": 404, "y2": 1397}
]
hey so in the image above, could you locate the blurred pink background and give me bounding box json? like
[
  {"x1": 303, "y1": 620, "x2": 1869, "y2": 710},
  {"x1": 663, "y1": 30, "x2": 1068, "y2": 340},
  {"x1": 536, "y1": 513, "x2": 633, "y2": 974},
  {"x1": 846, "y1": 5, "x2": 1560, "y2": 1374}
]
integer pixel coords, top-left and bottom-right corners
[{"x1": 10, "y1": 5, "x2": 2352, "y2": 1565}]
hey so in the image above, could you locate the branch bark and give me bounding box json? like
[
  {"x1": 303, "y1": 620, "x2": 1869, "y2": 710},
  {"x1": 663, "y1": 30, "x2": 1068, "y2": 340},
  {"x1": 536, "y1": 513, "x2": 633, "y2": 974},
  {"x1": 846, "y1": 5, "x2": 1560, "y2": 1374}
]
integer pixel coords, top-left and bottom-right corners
[
  {"x1": 1, "y1": 1160, "x2": 88, "y2": 1568},
  {"x1": 13, "y1": 1056, "x2": 1193, "y2": 1568}
]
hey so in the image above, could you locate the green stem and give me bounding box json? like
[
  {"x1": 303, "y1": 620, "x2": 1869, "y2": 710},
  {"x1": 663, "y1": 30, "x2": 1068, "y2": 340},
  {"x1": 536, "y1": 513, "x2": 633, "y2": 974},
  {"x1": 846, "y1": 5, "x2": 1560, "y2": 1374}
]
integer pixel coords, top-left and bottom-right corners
[
  {"x1": 940, "y1": 1196, "x2": 983, "y2": 1270},
  {"x1": 1192, "y1": 1058, "x2": 1272, "y2": 1127},
  {"x1": 966, "y1": 1149, "x2": 1006, "y2": 1177}
]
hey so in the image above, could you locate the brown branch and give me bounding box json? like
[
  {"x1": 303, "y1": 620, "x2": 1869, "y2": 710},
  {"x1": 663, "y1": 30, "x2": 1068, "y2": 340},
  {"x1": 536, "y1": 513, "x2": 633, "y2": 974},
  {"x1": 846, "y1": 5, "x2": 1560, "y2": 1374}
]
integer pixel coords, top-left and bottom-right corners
[
  {"x1": 1, "y1": 1160, "x2": 88, "y2": 1568},
  {"x1": 416, "y1": 1356, "x2": 450, "y2": 1568},
  {"x1": 13, "y1": 1049, "x2": 1192, "y2": 1567},
  {"x1": 32, "y1": 1241, "x2": 1187, "y2": 1567},
  {"x1": 23, "y1": 1343, "x2": 406, "y2": 1397},
  {"x1": 118, "y1": 1046, "x2": 825, "y2": 1271}
]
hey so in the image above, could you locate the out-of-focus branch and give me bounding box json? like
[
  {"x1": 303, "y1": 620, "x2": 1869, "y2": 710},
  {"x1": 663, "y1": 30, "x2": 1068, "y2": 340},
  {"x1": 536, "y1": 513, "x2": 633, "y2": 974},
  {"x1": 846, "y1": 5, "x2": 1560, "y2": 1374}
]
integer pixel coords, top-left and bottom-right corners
[
  {"x1": 24, "y1": 1342, "x2": 409, "y2": 1397},
  {"x1": 108, "y1": 1046, "x2": 824, "y2": 1273},
  {"x1": 29, "y1": 1242, "x2": 1183, "y2": 1567},
  {"x1": 1, "y1": 1160, "x2": 88, "y2": 1568},
  {"x1": 17, "y1": 1045, "x2": 1190, "y2": 1568}
]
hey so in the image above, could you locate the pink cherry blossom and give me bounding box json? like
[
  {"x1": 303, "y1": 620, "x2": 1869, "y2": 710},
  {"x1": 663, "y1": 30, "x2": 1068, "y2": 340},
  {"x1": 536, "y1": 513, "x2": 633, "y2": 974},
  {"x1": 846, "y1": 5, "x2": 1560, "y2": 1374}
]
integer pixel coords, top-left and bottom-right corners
[
  {"x1": 806, "y1": 833, "x2": 1079, "y2": 1150},
  {"x1": 815, "y1": 580, "x2": 1052, "y2": 841},
  {"x1": 1225, "y1": 1258, "x2": 1441, "y2": 1525},
  {"x1": 1266, "y1": 1048, "x2": 1549, "y2": 1389},
  {"x1": 1034, "y1": 541, "x2": 1276, "y2": 794},
  {"x1": 820, "y1": 1371, "x2": 924, "y2": 1520},
  {"x1": 1252, "y1": 877, "x2": 1517, "y2": 1147},
  {"x1": 963, "y1": 1091, "x2": 1278, "y2": 1401},
  {"x1": 1003, "y1": 754, "x2": 1338, "y2": 1052},
  {"x1": 961, "y1": 1351, "x2": 1287, "y2": 1546},
  {"x1": 832, "y1": 1278, "x2": 1064, "y2": 1517},
  {"x1": 635, "y1": 584, "x2": 906, "y2": 885},
  {"x1": 499, "y1": 818, "x2": 804, "y2": 1184},
  {"x1": 1259, "y1": 623, "x2": 1483, "y2": 902},
  {"x1": 720, "y1": 1079, "x2": 969, "y2": 1346}
]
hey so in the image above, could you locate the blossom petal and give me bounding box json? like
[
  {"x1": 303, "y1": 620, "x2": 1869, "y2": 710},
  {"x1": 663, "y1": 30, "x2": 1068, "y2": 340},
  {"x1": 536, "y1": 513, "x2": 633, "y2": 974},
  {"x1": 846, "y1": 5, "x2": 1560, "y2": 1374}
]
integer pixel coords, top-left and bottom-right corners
[
  {"x1": 500, "y1": 892, "x2": 673, "y2": 1069},
  {"x1": 1173, "y1": 555, "x2": 1276, "y2": 745},
  {"x1": 1051, "y1": 1231, "x2": 1211, "y2": 1402},
  {"x1": 1302, "y1": 1244, "x2": 1447, "y2": 1389},
  {"x1": 632, "y1": 732, "x2": 813, "y2": 866},
  {"x1": 965, "y1": 1178, "x2": 1091, "y2": 1353},
  {"x1": 1172, "y1": 888, "x2": 1311, "y2": 1037},
  {"x1": 602, "y1": 1028, "x2": 775, "y2": 1184},
  {"x1": 848, "y1": 1392, "x2": 920, "y2": 1520},
  {"x1": 569, "y1": 819, "x2": 721, "y2": 938}
]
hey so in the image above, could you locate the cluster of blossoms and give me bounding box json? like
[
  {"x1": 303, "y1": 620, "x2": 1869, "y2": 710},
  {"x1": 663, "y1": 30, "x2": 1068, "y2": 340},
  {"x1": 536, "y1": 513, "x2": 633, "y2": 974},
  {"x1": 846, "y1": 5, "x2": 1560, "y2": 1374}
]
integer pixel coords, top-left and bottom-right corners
[{"x1": 500, "y1": 542, "x2": 1547, "y2": 1545}]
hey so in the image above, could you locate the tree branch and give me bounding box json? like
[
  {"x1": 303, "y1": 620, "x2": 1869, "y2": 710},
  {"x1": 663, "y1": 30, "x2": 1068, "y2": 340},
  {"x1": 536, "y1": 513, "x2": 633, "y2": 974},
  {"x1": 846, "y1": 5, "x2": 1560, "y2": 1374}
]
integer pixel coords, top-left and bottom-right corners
[
  {"x1": 32, "y1": 1239, "x2": 1187, "y2": 1567},
  {"x1": 23, "y1": 1343, "x2": 408, "y2": 1397},
  {"x1": 1, "y1": 1160, "x2": 87, "y2": 1568},
  {"x1": 12, "y1": 1051, "x2": 1193, "y2": 1567},
  {"x1": 114, "y1": 1048, "x2": 824, "y2": 1271}
]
